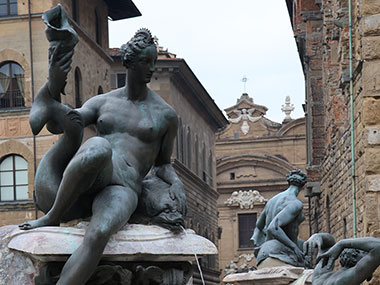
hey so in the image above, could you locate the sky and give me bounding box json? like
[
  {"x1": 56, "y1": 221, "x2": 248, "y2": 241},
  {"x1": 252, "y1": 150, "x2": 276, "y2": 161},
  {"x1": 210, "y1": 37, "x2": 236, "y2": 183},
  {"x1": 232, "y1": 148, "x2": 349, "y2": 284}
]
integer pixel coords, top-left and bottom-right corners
[{"x1": 109, "y1": 0, "x2": 305, "y2": 123}]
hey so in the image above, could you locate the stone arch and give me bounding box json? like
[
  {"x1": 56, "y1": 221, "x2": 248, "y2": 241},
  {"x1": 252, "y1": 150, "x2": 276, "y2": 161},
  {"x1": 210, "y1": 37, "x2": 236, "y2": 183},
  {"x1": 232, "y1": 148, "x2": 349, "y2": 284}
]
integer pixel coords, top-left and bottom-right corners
[
  {"x1": 0, "y1": 140, "x2": 34, "y2": 200},
  {"x1": 0, "y1": 49, "x2": 31, "y2": 107},
  {"x1": 216, "y1": 154, "x2": 295, "y2": 177}
]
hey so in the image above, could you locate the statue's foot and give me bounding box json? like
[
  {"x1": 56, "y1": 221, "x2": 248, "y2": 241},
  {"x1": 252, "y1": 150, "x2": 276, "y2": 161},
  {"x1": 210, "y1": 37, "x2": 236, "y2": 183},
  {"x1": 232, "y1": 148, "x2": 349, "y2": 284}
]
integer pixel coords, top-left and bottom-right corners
[{"x1": 19, "y1": 215, "x2": 59, "y2": 230}]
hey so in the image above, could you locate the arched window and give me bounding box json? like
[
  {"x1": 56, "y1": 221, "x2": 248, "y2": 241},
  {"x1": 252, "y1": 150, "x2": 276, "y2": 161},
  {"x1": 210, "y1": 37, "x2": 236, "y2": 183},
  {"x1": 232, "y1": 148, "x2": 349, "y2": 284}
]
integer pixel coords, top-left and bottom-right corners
[
  {"x1": 72, "y1": 0, "x2": 79, "y2": 23},
  {"x1": 202, "y1": 144, "x2": 206, "y2": 182},
  {"x1": 179, "y1": 121, "x2": 184, "y2": 163},
  {"x1": 194, "y1": 136, "x2": 199, "y2": 175},
  {"x1": 74, "y1": 67, "x2": 82, "y2": 108},
  {"x1": 95, "y1": 9, "x2": 101, "y2": 46},
  {"x1": 0, "y1": 155, "x2": 28, "y2": 201},
  {"x1": 97, "y1": 86, "x2": 103, "y2": 95},
  {"x1": 177, "y1": 118, "x2": 184, "y2": 162},
  {"x1": 208, "y1": 151, "x2": 213, "y2": 185},
  {"x1": 0, "y1": 61, "x2": 25, "y2": 108},
  {"x1": 326, "y1": 195, "x2": 331, "y2": 233},
  {"x1": 0, "y1": 0, "x2": 17, "y2": 17},
  {"x1": 186, "y1": 127, "x2": 191, "y2": 169}
]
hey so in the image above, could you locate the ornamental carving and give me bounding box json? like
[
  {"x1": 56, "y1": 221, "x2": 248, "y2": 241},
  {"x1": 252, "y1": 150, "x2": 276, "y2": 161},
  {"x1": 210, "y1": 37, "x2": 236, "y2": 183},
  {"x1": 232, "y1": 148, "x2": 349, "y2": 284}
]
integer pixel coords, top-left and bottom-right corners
[
  {"x1": 224, "y1": 190, "x2": 267, "y2": 209},
  {"x1": 224, "y1": 254, "x2": 256, "y2": 276},
  {"x1": 228, "y1": 108, "x2": 261, "y2": 135}
]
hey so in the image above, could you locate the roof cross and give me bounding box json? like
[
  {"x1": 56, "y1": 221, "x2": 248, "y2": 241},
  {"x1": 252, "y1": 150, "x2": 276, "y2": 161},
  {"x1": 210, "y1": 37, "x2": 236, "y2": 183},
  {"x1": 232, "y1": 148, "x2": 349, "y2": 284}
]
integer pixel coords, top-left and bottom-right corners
[{"x1": 241, "y1": 75, "x2": 248, "y2": 93}]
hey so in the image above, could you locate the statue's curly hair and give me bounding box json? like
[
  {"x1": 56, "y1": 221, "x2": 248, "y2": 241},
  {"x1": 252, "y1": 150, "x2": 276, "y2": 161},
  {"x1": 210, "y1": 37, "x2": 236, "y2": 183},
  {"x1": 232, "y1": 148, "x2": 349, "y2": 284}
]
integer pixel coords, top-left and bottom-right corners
[
  {"x1": 340, "y1": 248, "x2": 366, "y2": 268},
  {"x1": 286, "y1": 169, "x2": 308, "y2": 187},
  {"x1": 120, "y1": 28, "x2": 155, "y2": 68}
]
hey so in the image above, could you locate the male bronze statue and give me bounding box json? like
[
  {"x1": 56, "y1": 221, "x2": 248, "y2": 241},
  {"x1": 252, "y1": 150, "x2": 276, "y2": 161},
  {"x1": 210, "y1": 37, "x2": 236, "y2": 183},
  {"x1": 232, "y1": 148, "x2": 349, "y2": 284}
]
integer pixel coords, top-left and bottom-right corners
[
  {"x1": 251, "y1": 169, "x2": 308, "y2": 268},
  {"x1": 19, "y1": 5, "x2": 185, "y2": 285},
  {"x1": 304, "y1": 233, "x2": 380, "y2": 284}
]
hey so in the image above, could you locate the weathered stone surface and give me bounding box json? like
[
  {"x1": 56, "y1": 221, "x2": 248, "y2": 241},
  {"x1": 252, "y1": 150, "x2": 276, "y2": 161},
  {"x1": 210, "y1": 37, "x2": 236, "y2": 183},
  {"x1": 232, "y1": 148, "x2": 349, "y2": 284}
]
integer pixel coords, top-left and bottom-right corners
[
  {"x1": 8, "y1": 223, "x2": 217, "y2": 262},
  {"x1": 363, "y1": 37, "x2": 380, "y2": 60},
  {"x1": 362, "y1": 0, "x2": 380, "y2": 15},
  {"x1": 366, "y1": 175, "x2": 380, "y2": 191},
  {"x1": 222, "y1": 266, "x2": 313, "y2": 285},
  {"x1": 368, "y1": 127, "x2": 380, "y2": 145},
  {"x1": 363, "y1": 98, "x2": 380, "y2": 125},
  {"x1": 365, "y1": 148, "x2": 380, "y2": 174},
  {"x1": 0, "y1": 225, "x2": 38, "y2": 285},
  {"x1": 1, "y1": 224, "x2": 215, "y2": 284},
  {"x1": 362, "y1": 14, "x2": 380, "y2": 36}
]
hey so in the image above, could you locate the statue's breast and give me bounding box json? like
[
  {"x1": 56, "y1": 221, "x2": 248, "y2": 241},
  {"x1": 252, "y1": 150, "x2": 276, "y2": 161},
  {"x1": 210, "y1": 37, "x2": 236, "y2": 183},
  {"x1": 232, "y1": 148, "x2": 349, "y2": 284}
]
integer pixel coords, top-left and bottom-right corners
[
  {"x1": 96, "y1": 113, "x2": 115, "y2": 135},
  {"x1": 96, "y1": 100, "x2": 162, "y2": 143}
]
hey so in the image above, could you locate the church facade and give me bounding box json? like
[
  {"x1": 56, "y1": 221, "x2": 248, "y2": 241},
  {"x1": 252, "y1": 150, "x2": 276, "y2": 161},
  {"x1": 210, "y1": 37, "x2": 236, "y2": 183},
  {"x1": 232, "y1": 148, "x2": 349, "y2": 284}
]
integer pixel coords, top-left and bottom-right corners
[{"x1": 216, "y1": 93, "x2": 307, "y2": 275}]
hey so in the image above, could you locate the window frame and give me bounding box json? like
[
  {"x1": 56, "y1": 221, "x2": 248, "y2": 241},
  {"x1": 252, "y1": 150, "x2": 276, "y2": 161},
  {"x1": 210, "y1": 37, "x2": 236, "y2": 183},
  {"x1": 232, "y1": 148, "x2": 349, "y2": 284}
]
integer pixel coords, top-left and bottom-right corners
[
  {"x1": 0, "y1": 0, "x2": 17, "y2": 17},
  {"x1": 74, "y1": 67, "x2": 82, "y2": 108},
  {"x1": 0, "y1": 61, "x2": 25, "y2": 109},
  {"x1": 0, "y1": 154, "x2": 29, "y2": 202},
  {"x1": 238, "y1": 212, "x2": 257, "y2": 249}
]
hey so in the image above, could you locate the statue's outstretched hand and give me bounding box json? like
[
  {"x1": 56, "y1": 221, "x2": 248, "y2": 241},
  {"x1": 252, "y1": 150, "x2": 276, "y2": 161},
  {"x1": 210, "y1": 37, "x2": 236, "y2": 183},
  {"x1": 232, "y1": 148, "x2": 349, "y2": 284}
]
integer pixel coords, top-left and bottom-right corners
[
  {"x1": 48, "y1": 43, "x2": 74, "y2": 98},
  {"x1": 304, "y1": 234, "x2": 324, "y2": 259},
  {"x1": 316, "y1": 242, "x2": 342, "y2": 271}
]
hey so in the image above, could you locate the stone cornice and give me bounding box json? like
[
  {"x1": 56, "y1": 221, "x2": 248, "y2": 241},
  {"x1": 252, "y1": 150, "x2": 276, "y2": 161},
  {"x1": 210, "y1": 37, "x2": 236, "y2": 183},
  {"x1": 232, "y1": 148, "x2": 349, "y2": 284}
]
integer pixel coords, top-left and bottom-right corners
[
  {"x1": 155, "y1": 59, "x2": 228, "y2": 131},
  {"x1": 216, "y1": 134, "x2": 305, "y2": 144},
  {"x1": 69, "y1": 18, "x2": 113, "y2": 65}
]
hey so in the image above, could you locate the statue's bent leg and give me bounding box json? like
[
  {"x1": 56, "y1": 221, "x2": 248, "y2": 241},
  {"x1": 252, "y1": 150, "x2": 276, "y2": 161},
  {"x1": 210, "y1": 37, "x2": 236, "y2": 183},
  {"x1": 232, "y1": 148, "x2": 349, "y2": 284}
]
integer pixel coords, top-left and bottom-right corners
[
  {"x1": 57, "y1": 185, "x2": 138, "y2": 285},
  {"x1": 34, "y1": 105, "x2": 84, "y2": 214},
  {"x1": 20, "y1": 136, "x2": 112, "y2": 230}
]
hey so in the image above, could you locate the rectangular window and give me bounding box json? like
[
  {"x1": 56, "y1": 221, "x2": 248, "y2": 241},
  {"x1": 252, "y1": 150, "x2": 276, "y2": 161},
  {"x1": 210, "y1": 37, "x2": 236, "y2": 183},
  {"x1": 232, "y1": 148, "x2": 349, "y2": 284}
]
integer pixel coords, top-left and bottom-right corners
[
  {"x1": 238, "y1": 213, "x2": 257, "y2": 249},
  {"x1": 117, "y1": 73, "x2": 126, "y2": 88},
  {"x1": 0, "y1": 0, "x2": 17, "y2": 17}
]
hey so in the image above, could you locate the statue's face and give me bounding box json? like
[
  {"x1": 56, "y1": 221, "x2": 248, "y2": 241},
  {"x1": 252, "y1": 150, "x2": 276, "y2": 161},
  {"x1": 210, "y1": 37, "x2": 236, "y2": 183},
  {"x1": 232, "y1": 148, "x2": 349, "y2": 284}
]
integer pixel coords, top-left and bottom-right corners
[{"x1": 130, "y1": 44, "x2": 157, "y2": 84}]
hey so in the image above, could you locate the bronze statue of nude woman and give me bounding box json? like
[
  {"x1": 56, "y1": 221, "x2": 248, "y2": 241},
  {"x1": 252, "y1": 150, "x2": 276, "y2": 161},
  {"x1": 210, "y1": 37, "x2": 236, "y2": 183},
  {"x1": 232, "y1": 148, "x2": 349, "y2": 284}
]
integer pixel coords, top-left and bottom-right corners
[{"x1": 19, "y1": 5, "x2": 185, "y2": 285}]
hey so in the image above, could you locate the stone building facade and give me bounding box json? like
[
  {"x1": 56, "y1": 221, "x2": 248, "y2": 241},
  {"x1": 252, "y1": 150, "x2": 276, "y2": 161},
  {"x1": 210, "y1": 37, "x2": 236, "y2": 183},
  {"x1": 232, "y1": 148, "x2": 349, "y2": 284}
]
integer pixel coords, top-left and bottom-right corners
[
  {"x1": 287, "y1": 0, "x2": 380, "y2": 251},
  {"x1": 0, "y1": 0, "x2": 140, "y2": 224},
  {"x1": 109, "y1": 46, "x2": 228, "y2": 284},
  {"x1": 215, "y1": 93, "x2": 307, "y2": 275}
]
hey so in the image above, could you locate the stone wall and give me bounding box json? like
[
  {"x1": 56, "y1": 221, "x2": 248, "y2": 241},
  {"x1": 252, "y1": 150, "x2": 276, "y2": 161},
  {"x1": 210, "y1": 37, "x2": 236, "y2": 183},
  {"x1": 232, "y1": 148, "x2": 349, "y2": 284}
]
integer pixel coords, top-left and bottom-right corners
[{"x1": 290, "y1": 2, "x2": 380, "y2": 279}]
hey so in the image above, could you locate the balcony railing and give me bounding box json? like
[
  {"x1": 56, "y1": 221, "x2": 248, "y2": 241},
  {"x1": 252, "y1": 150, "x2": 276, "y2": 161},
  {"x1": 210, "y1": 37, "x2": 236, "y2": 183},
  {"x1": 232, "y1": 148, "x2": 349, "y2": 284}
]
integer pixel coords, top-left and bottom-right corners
[{"x1": 0, "y1": 90, "x2": 25, "y2": 108}]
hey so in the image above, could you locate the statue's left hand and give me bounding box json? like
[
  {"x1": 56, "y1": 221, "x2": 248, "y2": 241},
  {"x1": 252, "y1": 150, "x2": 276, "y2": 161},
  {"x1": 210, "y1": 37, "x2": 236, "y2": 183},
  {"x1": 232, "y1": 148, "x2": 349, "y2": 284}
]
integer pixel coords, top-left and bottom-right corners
[{"x1": 48, "y1": 44, "x2": 74, "y2": 98}]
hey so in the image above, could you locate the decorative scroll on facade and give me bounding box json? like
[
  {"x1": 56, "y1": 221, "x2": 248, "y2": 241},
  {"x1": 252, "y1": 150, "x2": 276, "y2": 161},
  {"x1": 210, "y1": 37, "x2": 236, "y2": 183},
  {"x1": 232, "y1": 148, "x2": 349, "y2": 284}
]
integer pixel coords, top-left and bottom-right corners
[
  {"x1": 224, "y1": 190, "x2": 267, "y2": 209},
  {"x1": 224, "y1": 253, "x2": 256, "y2": 276}
]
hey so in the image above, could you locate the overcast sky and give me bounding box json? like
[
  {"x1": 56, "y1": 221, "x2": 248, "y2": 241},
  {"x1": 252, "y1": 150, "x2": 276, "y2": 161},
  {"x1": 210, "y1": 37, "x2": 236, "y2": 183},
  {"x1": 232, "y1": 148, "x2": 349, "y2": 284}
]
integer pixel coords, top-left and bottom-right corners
[{"x1": 109, "y1": 0, "x2": 305, "y2": 123}]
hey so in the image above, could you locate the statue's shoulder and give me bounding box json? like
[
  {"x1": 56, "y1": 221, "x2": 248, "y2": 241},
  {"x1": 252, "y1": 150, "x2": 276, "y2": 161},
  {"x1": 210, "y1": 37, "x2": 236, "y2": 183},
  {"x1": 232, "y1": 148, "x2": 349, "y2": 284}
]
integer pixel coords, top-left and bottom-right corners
[
  {"x1": 88, "y1": 88, "x2": 121, "y2": 105},
  {"x1": 149, "y1": 89, "x2": 177, "y2": 119}
]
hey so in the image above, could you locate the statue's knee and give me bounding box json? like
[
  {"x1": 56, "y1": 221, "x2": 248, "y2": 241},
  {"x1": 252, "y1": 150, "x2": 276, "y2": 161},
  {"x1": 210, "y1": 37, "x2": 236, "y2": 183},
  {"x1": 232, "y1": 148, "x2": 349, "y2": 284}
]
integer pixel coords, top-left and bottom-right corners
[
  {"x1": 80, "y1": 137, "x2": 112, "y2": 166},
  {"x1": 85, "y1": 226, "x2": 111, "y2": 247}
]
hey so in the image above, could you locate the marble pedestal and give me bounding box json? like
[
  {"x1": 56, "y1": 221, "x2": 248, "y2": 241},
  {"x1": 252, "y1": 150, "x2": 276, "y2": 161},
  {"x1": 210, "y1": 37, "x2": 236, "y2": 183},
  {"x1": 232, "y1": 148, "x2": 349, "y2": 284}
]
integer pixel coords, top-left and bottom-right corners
[
  {"x1": 222, "y1": 266, "x2": 313, "y2": 285},
  {"x1": 0, "y1": 223, "x2": 217, "y2": 284}
]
